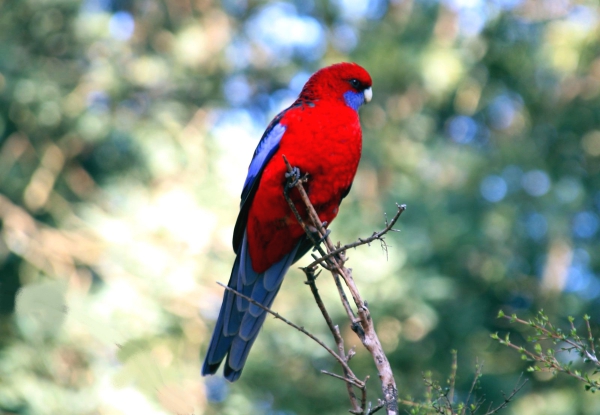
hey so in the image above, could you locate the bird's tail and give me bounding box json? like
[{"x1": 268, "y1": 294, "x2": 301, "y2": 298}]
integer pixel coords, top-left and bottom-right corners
[
  {"x1": 201, "y1": 233, "x2": 305, "y2": 382},
  {"x1": 201, "y1": 255, "x2": 242, "y2": 379}
]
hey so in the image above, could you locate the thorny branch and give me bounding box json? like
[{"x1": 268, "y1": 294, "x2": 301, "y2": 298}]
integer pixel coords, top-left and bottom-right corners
[
  {"x1": 306, "y1": 206, "x2": 405, "y2": 269},
  {"x1": 282, "y1": 155, "x2": 403, "y2": 415},
  {"x1": 303, "y1": 265, "x2": 363, "y2": 411}
]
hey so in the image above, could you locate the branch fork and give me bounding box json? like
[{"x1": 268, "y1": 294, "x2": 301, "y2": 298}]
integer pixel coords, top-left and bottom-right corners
[{"x1": 281, "y1": 155, "x2": 404, "y2": 415}]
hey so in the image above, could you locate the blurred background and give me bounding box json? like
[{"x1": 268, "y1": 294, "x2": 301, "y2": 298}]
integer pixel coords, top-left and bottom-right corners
[{"x1": 1, "y1": 0, "x2": 600, "y2": 414}]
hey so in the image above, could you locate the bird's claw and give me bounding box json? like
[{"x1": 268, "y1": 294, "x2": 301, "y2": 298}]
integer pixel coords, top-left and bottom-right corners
[
  {"x1": 285, "y1": 166, "x2": 301, "y2": 188},
  {"x1": 311, "y1": 226, "x2": 331, "y2": 251},
  {"x1": 318, "y1": 229, "x2": 331, "y2": 244},
  {"x1": 285, "y1": 167, "x2": 308, "y2": 189}
]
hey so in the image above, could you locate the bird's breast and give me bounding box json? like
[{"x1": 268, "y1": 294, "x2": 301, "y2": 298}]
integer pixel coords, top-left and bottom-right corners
[
  {"x1": 245, "y1": 102, "x2": 363, "y2": 272},
  {"x1": 289, "y1": 106, "x2": 362, "y2": 204}
]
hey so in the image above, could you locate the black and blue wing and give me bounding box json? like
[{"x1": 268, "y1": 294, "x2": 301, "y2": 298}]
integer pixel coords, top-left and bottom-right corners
[{"x1": 232, "y1": 113, "x2": 288, "y2": 254}]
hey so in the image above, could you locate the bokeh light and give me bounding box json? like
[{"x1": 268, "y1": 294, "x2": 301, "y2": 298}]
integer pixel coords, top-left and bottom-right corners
[{"x1": 2, "y1": 0, "x2": 600, "y2": 414}]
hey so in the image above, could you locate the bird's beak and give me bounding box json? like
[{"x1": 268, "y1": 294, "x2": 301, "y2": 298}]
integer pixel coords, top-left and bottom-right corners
[{"x1": 364, "y1": 87, "x2": 372, "y2": 103}]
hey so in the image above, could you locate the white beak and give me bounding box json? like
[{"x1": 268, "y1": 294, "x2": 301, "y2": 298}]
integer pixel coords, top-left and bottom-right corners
[{"x1": 364, "y1": 87, "x2": 373, "y2": 103}]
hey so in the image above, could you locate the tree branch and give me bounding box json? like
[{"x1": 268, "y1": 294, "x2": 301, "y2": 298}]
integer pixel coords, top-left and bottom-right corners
[
  {"x1": 306, "y1": 204, "x2": 406, "y2": 269},
  {"x1": 282, "y1": 155, "x2": 400, "y2": 415},
  {"x1": 303, "y1": 265, "x2": 362, "y2": 412}
]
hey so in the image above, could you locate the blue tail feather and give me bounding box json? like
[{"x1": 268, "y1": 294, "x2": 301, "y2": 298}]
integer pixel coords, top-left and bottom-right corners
[
  {"x1": 227, "y1": 312, "x2": 267, "y2": 370},
  {"x1": 263, "y1": 244, "x2": 299, "y2": 291},
  {"x1": 201, "y1": 258, "x2": 241, "y2": 375},
  {"x1": 240, "y1": 235, "x2": 259, "y2": 286},
  {"x1": 201, "y1": 232, "x2": 308, "y2": 381},
  {"x1": 237, "y1": 232, "x2": 257, "y2": 311}
]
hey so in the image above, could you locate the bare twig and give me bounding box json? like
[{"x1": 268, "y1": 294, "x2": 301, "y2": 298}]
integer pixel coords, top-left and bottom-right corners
[
  {"x1": 307, "y1": 204, "x2": 406, "y2": 269},
  {"x1": 368, "y1": 401, "x2": 386, "y2": 414},
  {"x1": 360, "y1": 376, "x2": 370, "y2": 413},
  {"x1": 282, "y1": 184, "x2": 362, "y2": 412},
  {"x1": 461, "y1": 360, "x2": 483, "y2": 415},
  {"x1": 282, "y1": 155, "x2": 400, "y2": 415},
  {"x1": 486, "y1": 375, "x2": 528, "y2": 414},
  {"x1": 321, "y1": 370, "x2": 365, "y2": 388},
  {"x1": 303, "y1": 266, "x2": 361, "y2": 412},
  {"x1": 216, "y1": 281, "x2": 360, "y2": 384}
]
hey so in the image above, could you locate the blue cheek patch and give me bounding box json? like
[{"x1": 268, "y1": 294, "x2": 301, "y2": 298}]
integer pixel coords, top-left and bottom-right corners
[{"x1": 343, "y1": 90, "x2": 365, "y2": 111}]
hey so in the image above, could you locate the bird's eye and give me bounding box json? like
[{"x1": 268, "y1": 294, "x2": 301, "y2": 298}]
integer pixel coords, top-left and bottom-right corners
[{"x1": 349, "y1": 79, "x2": 361, "y2": 89}]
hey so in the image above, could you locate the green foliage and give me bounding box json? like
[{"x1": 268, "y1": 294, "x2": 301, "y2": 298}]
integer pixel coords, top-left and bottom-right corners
[
  {"x1": 1, "y1": 0, "x2": 600, "y2": 414},
  {"x1": 494, "y1": 311, "x2": 600, "y2": 393}
]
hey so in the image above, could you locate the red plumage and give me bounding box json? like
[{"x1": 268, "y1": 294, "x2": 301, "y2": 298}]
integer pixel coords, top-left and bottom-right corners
[
  {"x1": 202, "y1": 62, "x2": 372, "y2": 381},
  {"x1": 248, "y1": 63, "x2": 372, "y2": 272}
]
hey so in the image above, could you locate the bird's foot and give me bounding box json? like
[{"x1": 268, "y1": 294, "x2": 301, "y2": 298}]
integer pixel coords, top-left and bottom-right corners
[
  {"x1": 309, "y1": 222, "x2": 330, "y2": 250},
  {"x1": 285, "y1": 167, "x2": 308, "y2": 189}
]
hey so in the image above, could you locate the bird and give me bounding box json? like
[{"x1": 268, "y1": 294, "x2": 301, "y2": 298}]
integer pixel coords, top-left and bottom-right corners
[{"x1": 202, "y1": 62, "x2": 373, "y2": 382}]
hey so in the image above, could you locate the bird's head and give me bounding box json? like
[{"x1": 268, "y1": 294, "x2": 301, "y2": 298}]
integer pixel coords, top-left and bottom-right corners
[{"x1": 299, "y1": 62, "x2": 373, "y2": 111}]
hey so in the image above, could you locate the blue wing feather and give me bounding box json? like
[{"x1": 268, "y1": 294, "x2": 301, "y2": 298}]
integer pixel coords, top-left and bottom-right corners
[
  {"x1": 240, "y1": 123, "x2": 286, "y2": 203},
  {"x1": 232, "y1": 113, "x2": 289, "y2": 254},
  {"x1": 232, "y1": 101, "x2": 305, "y2": 254}
]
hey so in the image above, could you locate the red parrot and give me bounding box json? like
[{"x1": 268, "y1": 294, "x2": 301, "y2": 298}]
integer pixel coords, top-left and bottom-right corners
[{"x1": 202, "y1": 62, "x2": 373, "y2": 381}]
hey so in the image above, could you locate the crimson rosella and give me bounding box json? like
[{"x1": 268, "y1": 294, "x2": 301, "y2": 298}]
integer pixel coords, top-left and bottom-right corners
[{"x1": 202, "y1": 62, "x2": 373, "y2": 382}]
